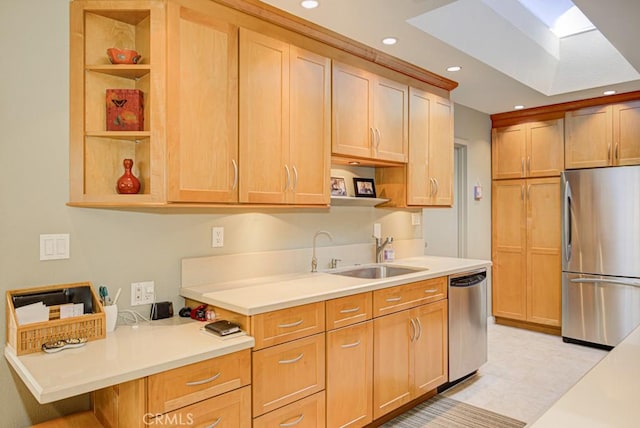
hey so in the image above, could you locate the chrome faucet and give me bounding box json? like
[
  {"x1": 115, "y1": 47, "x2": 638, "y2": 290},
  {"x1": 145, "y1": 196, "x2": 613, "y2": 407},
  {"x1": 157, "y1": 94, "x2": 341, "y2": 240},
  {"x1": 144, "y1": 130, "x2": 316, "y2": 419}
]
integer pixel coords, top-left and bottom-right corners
[
  {"x1": 311, "y1": 230, "x2": 333, "y2": 272},
  {"x1": 375, "y1": 237, "x2": 393, "y2": 263}
]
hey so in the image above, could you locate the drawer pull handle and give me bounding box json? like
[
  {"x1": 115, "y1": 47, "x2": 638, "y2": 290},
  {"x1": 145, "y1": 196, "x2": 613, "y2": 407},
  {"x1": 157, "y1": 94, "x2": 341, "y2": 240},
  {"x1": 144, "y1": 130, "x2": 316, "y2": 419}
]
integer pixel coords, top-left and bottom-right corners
[
  {"x1": 279, "y1": 353, "x2": 304, "y2": 364},
  {"x1": 280, "y1": 414, "x2": 305, "y2": 427},
  {"x1": 185, "y1": 372, "x2": 221, "y2": 386},
  {"x1": 386, "y1": 296, "x2": 402, "y2": 302},
  {"x1": 424, "y1": 288, "x2": 438, "y2": 293},
  {"x1": 206, "y1": 417, "x2": 222, "y2": 428},
  {"x1": 278, "y1": 319, "x2": 304, "y2": 328},
  {"x1": 339, "y1": 306, "x2": 360, "y2": 314},
  {"x1": 341, "y1": 340, "x2": 361, "y2": 349}
]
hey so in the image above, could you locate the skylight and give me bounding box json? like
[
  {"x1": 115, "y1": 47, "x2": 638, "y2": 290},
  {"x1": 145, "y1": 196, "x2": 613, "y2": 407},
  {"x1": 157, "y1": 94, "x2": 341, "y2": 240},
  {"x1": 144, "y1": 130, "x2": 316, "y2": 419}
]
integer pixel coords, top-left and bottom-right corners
[{"x1": 518, "y1": 0, "x2": 595, "y2": 38}]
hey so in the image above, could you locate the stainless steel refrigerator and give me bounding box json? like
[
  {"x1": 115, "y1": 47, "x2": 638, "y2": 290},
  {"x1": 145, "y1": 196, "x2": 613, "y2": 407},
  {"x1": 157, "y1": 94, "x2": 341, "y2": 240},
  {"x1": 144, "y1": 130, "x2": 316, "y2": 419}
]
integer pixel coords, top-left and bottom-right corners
[{"x1": 562, "y1": 165, "x2": 640, "y2": 348}]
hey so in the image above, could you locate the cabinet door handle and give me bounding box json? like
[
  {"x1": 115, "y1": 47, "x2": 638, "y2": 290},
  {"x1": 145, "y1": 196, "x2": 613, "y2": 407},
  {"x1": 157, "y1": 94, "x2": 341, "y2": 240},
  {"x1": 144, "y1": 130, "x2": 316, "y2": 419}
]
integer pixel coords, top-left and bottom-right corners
[
  {"x1": 607, "y1": 144, "x2": 612, "y2": 163},
  {"x1": 375, "y1": 128, "x2": 381, "y2": 150},
  {"x1": 527, "y1": 156, "x2": 531, "y2": 175},
  {"x1": 415, "y1": 317, "x2": 423, "y2": 341},
  {"x1": 277, "y1": 319, "x2": 303, "y2": 328},
  {"x1": 231, "y1": 159, "x2": 238, "y2": 191},
  {"x1": 279, "y1": 353, "x2": 304, "y2": 364},
  {"x1": 615, "y1": 143, "x2": 620, "y2": 162},
  {"x1": 340, "y1": 340, "x2": 361, "y2": 349},
  {"x1": 386, "y1": 296, "x2": 402, "y2": 302},
  {"x1": 284, "y1": 164, "x2": 291, "y2": 192},
  {"x1": 280, "y1": 414, "x2": 305, "y2": 427},
  {"x1": 429, "y1": 177, "x2": 434, "y2": 196},
  {"x1": 370, "y1": 127, "x2": 375, "y2": 149},
  {"x1": 185, "y1": 372, "x2": 221, "y2": 386},
  {"x1": 521, "y1": 184, "x2": 525, "y2": 202},
  {"x1": 424, "y1": 288, "x2": 438, "y2": 294},
  {"x1": 206, "y1": 417, "x2": 222, "y2": 428},
  {"x1": 434, "y1": 178, "x2": 439, "y2": 196},
  {"x1": 339, "y1": 306, "x2": 360, "y2": 314},
  {"x1": 409, "y1": 318, "x2": 417, "y2": 342},
  {"x1": 292, "y1": 165, "x2": 298, "y2": 192}
]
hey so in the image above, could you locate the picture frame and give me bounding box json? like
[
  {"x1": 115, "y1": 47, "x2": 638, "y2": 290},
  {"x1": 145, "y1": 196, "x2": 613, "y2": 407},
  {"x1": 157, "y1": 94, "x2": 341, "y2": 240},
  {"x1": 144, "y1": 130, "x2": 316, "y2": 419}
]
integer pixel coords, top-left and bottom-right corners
[
  {"x1": 330, "y1": 177, "x2": 347, "y2": 196},
  {"x1": 353, "y1": 177, "x2": 376, "y2": 198}
]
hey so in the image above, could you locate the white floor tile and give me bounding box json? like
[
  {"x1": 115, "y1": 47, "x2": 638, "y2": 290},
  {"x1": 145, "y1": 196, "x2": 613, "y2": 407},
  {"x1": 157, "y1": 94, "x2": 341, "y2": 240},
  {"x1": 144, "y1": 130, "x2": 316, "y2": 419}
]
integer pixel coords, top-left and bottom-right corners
[{"x1": 443, "y1": 319, "x2": 608, "y2": 425}]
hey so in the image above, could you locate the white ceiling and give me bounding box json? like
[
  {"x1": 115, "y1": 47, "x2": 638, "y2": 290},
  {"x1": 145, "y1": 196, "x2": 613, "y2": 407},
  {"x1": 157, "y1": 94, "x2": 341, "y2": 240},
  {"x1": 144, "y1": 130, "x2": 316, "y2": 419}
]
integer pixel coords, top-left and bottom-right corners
[{"x1": 260, "y1": 0, "x2": 640, "y2": 115}]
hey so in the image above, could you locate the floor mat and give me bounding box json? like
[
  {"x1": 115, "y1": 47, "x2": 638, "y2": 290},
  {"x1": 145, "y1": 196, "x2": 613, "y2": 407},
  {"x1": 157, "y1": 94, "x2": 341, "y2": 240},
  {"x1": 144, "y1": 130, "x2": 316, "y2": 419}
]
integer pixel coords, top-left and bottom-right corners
[{"x1": 382, "y1": 395, "x2": 527, "y2": 428}]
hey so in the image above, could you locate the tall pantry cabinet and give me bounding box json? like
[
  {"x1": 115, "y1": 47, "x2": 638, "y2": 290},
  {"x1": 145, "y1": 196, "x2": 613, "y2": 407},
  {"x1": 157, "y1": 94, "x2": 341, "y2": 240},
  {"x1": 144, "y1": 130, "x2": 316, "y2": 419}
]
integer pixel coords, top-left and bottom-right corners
[{"x1": 491, "y1": 119, "x2": 563, "y2": 331}]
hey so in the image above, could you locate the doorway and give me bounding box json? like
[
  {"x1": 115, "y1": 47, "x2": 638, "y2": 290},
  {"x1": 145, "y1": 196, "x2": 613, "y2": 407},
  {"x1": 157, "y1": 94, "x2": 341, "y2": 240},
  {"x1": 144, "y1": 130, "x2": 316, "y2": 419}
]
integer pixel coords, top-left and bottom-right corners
[{"x1": 422, "y1": 142, "x2": 468, "y2": 257}]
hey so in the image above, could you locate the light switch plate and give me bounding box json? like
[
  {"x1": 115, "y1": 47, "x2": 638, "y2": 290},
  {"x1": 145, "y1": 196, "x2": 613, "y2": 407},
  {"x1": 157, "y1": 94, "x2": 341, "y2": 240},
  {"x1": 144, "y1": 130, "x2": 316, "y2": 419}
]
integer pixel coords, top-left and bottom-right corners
[{"x1": 39, "y1": 234, "x2": 70, "y2": 260}]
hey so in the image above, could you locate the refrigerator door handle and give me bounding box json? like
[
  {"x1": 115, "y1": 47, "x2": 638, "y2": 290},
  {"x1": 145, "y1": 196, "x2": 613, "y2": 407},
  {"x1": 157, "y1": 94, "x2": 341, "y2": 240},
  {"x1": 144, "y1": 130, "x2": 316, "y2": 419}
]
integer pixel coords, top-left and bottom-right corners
[
  {"x1": 564, "y1": 179, "x2": 572, "y2": 262},
  {"x1": 570, "y1": 278, "x2": 640, "y2": 288}
]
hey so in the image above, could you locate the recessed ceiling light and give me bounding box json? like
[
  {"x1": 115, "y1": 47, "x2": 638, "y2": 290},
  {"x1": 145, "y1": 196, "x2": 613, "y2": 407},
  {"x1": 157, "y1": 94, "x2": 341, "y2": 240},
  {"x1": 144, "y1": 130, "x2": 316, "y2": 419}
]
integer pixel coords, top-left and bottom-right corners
[
  {"x1": 300, "y1": 0, "x2": 319, "y2": 9},
  {"x1": 348, "y1": 161, "x2": 361, "y2": 165},
  {"x1": 447, "y1": 66, "x2": 461, "y2": 72},
  {"x1": 382, "y1": 37, "x2": 398, "y2": 46},
  {"x1": 603, "y1": 90, "x2": 616, "y2": 96},
  {"x1": 514, "y1": 105, "x2": 525, "y2": 110}
]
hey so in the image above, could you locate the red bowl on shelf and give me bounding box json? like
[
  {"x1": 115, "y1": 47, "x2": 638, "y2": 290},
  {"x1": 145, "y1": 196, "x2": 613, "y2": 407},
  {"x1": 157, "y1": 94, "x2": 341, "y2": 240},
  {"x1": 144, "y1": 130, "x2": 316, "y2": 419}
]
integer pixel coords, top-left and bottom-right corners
[{"x1": 107, "y1": 48, "x2": 142, "y2": 64}]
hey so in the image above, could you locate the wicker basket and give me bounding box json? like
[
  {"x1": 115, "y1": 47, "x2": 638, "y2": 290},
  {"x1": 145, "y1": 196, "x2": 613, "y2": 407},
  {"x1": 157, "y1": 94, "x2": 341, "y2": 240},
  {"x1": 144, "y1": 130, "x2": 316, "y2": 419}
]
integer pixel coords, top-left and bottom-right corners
[{"x1": 6, "y1": 282, "x2": 106, "y2": 355}]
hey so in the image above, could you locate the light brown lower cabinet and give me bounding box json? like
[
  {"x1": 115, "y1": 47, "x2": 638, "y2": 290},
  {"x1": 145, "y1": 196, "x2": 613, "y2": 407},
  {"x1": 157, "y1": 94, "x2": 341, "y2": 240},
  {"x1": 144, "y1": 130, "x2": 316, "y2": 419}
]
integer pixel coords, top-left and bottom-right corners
[
  {"x1": 492, "y1": 177, "x2": 561, "y2": 329},
  {"x1": 159, "y1": 386, "x2": 251, "y2": 427},
  {"x1": 252, "y1": 391, "x2": 326, "y2": 428},
  {"x1": 92, "y1": 349, "x2": 252, "y2": 428},
  {"x1": 252, "y1": 333, "x2": 326, "y2": 417},
  {"x1": 326, "y1": 321, "x2": 374, "y2": 427},
  {"x1": 373, "y1": 299, "x2": 448, "y2": 420}
]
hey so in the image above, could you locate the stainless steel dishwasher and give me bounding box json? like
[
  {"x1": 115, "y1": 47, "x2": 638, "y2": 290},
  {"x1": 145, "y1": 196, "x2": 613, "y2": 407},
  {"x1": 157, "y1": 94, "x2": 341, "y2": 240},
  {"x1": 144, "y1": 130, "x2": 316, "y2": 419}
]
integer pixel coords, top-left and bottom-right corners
[{"x1": 448, "y1": 268, "x2": 488, "y2": 384}]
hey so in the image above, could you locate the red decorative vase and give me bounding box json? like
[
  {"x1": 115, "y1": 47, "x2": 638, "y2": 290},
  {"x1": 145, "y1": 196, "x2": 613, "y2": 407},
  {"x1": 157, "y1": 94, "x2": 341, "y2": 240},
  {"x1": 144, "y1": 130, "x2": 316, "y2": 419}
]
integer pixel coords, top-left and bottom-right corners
[{"x1": 116, "y1": 159, "x2": 141, "y2": 194}]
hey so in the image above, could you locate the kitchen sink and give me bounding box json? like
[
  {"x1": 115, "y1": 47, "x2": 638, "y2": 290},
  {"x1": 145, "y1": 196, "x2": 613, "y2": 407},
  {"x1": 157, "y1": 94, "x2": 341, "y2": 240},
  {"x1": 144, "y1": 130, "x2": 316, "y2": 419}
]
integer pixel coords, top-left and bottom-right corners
[{"x1": 330, "y1": 264, "x2": 427, "y2": 279}]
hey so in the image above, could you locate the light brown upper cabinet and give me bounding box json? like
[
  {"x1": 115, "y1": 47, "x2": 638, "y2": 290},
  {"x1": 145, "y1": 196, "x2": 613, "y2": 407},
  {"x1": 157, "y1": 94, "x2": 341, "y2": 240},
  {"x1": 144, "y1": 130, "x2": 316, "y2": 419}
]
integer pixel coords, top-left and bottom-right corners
[
  {"x1": 375, "y1": 88, "x2": 453, "y2": 207},
  {"x1": 492, "y1": 119, "x2": 564, "y2": 179},
  {"x1": 239, "y1": 28, "x2": 330, "y2": 205},
  {"x1": 332, "y1": 61, "x2": 408, "y2": 163},
  {"x1": 69, "y1": 1, "x2": 167, "y2": 205},
  {"x1": 406, "y1": 88, "x2": 453, "y2": 206},
  {"x1": 166, "y1": 1, "x2": 238, "y2": 203},
  {"x1": 492, "y1": 177, "x2": 561, "y2": 328},
  {"x1": 565, "y1": 100, "x2": 640, "y2": 169}
]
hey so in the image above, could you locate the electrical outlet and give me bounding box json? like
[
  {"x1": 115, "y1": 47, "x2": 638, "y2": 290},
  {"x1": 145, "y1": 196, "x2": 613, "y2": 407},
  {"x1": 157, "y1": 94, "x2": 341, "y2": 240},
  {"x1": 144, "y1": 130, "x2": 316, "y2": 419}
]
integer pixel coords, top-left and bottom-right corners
[
  {"x1": 131, "y1": 281, "x2": 155, "y2": 306},
  {"x1": 411, "y1": 213, "x2": 421, "y2": 226},
  {"x1": 212, "y1": 227, "x2": 224, "y2": 247}
]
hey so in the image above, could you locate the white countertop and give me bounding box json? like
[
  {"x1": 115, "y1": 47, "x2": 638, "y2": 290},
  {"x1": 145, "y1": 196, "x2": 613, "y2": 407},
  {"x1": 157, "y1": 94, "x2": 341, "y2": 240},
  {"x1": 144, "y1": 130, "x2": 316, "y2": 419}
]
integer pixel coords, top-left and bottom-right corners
[
  {"x1": 530, "y1": 325, "x2": 640, "y2": 427},
  {"x1": 180, "y1": 255, "x2": 492, "y2": 315},
  {"x1": 4, "y1": 317, "x2": 254, "y2": 404}
]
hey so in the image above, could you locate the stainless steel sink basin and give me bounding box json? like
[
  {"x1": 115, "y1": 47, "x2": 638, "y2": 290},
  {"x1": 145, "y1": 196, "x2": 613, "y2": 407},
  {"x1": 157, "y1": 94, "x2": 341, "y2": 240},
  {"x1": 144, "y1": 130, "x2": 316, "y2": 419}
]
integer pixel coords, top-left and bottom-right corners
[{"x1": 330, "y1": 264, "x2": 427, "y2": 279}]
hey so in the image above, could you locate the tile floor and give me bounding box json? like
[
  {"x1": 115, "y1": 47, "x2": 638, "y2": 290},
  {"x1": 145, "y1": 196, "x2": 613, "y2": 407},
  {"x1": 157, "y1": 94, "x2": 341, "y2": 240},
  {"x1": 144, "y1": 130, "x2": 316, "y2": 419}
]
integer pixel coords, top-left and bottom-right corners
[{"x1": 442, "y1": 318, "x2": 608, "y2": 425}]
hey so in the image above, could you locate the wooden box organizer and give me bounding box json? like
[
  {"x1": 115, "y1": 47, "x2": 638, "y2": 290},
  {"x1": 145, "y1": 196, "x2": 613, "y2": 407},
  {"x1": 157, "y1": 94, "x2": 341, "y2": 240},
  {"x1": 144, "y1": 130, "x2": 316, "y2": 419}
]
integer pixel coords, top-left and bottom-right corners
[{"x1": 6, "y1": 282, "x2": 106, "y2": 355}]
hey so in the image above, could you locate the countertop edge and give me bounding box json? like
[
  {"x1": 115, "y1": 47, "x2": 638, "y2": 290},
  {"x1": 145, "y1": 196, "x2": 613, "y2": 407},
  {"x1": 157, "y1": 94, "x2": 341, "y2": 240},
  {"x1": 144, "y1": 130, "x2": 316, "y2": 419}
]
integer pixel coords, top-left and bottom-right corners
[
  {"x1": 182, "y1": 257, "x2": 492, "y2": 315},
  {"x1": 5, "y1": 335, "x2": 255, "y2": 404}
]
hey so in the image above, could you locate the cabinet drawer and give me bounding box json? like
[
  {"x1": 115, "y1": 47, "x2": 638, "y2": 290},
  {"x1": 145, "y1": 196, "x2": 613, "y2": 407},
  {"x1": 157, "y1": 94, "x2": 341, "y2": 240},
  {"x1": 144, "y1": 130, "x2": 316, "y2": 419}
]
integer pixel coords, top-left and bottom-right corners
[
  {"x1": 373, "y1": 277, "x2": 447, "y2": 316},
  {"x1": 148, "y1": 349, "x2": 251, "y2": 414},
  {"x1": 326, "y1": 292, "x2": 372, "y2": 330},
  {"x1": 252, "y1": 302, "x2": 325, "y2": 350},
  {"x1": 253, "y1": 333, "x2": 325, "y2": 416},
  {"x1": 157, "y1": 385, "x2": 251, "y2": 428},
  {"x1": 253, "y1": 391, "x2": 325, "y2": 428}
]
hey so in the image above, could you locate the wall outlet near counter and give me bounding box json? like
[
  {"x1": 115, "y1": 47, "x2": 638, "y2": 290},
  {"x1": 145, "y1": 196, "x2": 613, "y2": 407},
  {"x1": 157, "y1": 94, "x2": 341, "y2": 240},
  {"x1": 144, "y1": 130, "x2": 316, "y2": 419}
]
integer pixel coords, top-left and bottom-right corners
[
  {"x1": 131, "y1": 281, "x2": 155, "y2": 306},
  {"x1": 212, "y1": 227, "x2": 224, "y2": 247}
]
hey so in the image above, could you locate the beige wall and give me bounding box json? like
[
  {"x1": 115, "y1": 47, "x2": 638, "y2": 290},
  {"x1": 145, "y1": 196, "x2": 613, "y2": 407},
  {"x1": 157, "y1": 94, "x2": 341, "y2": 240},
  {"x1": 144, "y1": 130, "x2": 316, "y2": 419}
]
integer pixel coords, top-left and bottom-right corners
[{"x1": 0, "y1": 1, "x2": 491, "y2": 425}]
